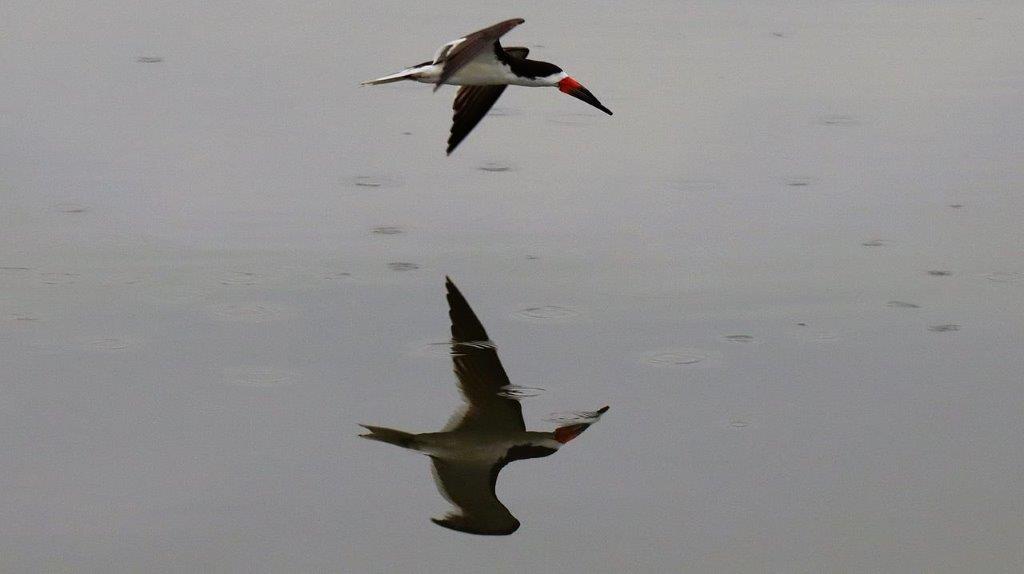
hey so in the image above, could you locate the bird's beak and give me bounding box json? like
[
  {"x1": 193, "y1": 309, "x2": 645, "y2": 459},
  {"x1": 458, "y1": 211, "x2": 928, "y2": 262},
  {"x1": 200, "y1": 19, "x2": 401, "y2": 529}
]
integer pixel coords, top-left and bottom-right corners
[
  {"x1": 554, "y1": 406, "x2": 610, "y2": 443},
  {"x1": 558, "y1": 77, "x2": 613, "y2": 115}
]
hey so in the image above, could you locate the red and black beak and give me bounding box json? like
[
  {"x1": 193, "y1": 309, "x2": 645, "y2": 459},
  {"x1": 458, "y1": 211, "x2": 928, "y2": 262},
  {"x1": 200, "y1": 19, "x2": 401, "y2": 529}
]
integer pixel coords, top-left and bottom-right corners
[
  {"x1": 558, "y1": 77, "x2": 613, "y2": 115},
  {"x1": 554, "y1": 405, "x2": 610, "y2": 444}
]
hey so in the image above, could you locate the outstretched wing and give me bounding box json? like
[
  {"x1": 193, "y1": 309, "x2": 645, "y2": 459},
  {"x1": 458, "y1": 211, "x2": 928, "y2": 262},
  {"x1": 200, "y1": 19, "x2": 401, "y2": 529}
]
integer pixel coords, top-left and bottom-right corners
[
  {"x1": 443, "y1": 277, "x2": 525, "y2": 433},
  {"x1": 430, "y1": 457, "x2": 519, "y2": 535},
  {"x1": 447, "y1": 47, "x2": 529, "y2": 155},
  {"x1": 434, "y1": 18, "x2": 525, "y2": 91}
]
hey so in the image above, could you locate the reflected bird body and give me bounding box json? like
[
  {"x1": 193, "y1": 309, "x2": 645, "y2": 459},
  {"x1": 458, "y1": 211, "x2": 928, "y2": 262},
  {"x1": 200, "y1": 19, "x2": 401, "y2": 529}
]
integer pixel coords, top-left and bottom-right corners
[
  {"x1": 361, "y1": 19, "x2": 613, "y2": 154},
  {"x1": 360, "y1": 278, "x2": 609, "y2": 535}
]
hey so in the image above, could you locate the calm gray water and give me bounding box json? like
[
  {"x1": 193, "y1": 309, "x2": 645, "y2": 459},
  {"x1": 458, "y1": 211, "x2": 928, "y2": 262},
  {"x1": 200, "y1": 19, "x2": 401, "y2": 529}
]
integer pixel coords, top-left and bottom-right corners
[{"x1": 2, "y1": 1, "x2": 1023, "y2": 572}]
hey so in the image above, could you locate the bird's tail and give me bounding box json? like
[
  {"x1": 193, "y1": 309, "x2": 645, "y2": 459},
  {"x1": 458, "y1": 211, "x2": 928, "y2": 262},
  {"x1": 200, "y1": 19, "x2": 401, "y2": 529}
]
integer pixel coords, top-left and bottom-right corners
[
  {"x1": 358, "y1": 425, "x2": 419, "y2": 449},
  {"x1": 360, "y1": 68, "x2": 419, "y2": 85}
]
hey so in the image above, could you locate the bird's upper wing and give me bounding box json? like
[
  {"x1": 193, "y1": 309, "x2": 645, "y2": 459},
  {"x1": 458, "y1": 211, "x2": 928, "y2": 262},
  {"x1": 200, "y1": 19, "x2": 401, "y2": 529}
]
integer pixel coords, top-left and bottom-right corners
[
  {"x1": 443, "y1": 277, "x2": 525, "y2": 434},
  {"x1": 446, "y1": 47, "x2": 529, "y2": 155},
  {"x1": 430, "y1": 456, "x2": 519, "y2": 535},
  {"x1": 433, "y1": 18, "x2": 525, "y2": 91}
]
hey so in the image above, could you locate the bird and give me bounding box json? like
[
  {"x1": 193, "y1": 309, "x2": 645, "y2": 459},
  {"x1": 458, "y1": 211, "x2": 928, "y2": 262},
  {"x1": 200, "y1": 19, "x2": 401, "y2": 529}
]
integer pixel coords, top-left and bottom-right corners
[
  {"x1": 359, "y1": 277, "x2": 610, "y2": 535},
  {"x1": 361, "y1": 18, "x2": 613, "y2": 155}
]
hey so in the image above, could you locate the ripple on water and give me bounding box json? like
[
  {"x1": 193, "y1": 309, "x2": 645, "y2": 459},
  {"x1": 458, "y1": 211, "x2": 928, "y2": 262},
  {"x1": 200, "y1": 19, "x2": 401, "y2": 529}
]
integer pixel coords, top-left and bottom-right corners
[
  {"x1": 88, "y1": 337, "x2": 131, "y2": 351},
  {"x1": 887, "y1": 301, "x2": 920, "y2": 309},
  {"x1": 723, "y1": 334, "x2": 756, "y2": 343},
  {"x1": 780, "y1": 176, "x2": 817, "y2": 187},
  {"x1": 861, "y1": 239, "x2": 887, "y2": 247},
  {"x1": 136, "y1": 56, "x2": 164, "y2": 63},
  {"x1": 497, "y1": 385, "x2": 544, "y2": 399},
  {"x1": 3, "y1": 312, "x2": 39, "y2": 323},
  {"x1": 642, "y1": 348, "x2": 713, "y2": 367},
  {"x1": 219, "y1": 271, "x2": 263, "y2": 285},
  {"x1": 322, "y1": 271, "x2": 352, "y2": 280},
  {"x1": 928, "y1": 324, "x2": 960, "y2": 333},
  {"x1": 39, "y1": 272, "x2": 79, "y2": 285},
  {"x1": 387, "y1": 262, "x2": 420, "y2": 271},
  {"x1": 206, "y1": 303, "x2": 290, "y2": 323},
  {"x1": 514, "y1": 306, "x2": 579, "y2": 321},
  {"x1": 409, "y1": 340, "x2": 457, "y2": 360},
  {"x1": 224, "y1": 367, "x2": 296, "y2": 387},
  {"x1": 546, "y1": 409, "x2": 606, "y2": 424},
  {"x1": 729, "y1": 419, "x2": 750, "y2": 428},
  {"x1": 351, "y1": 175, "x2": 400, "y2": 189},
  {"x1": 372, "y1": 226, "x2": 404, "y2": 235},
  {"x1": 817, "y1": 114, "x2": 861, "y2": 126},
  {"x1": 986, "y1": 271, "x2": 1024, "y2": 284},
  {"x1": 50, "y1": 203, "x2": 90, "y2": 214},
  {"x1": 927, "y1": 270, "x2": 952, "y2": 277},
  {"x1": 478, "y1": 161, "x2": 513, "y2": 172}
]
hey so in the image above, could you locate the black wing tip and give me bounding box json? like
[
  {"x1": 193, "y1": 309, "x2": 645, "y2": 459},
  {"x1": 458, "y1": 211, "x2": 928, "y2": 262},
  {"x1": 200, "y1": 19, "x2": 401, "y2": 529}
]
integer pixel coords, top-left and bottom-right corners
[{"x1": 431, "y1": 517, "x2": 520, "y2": 536}]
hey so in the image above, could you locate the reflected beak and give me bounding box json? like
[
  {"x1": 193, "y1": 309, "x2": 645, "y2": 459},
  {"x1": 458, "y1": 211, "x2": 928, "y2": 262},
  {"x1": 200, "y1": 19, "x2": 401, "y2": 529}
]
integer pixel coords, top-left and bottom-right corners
[
  {"x1": 554, "y1": 406, "x2": 610, "y2": 443},
  {"x1": 558, "y1": 77, "x2": 613, "y2": 115}
]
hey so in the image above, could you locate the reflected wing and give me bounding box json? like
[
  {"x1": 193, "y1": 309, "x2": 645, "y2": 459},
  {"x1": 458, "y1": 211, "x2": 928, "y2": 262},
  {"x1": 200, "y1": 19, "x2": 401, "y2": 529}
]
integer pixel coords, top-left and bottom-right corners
[
  {"x1": 444, "y1": 277, "x2": 525, "y2": 433},
  {"x1": 430, "y1": 457, "x2": 519, "y2": 535},
  {"x1": 434, "y1": 18, "x2": 525, "y2": 91},
  {"x1": 446, "y1": 47, "x2": 529, "y2": 155}
]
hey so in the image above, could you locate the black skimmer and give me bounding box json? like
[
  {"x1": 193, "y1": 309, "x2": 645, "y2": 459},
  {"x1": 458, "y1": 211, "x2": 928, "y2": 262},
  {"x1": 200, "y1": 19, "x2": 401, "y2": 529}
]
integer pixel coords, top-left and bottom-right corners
[
  {"x1": 361, "y1": 18, "x2": 613, "y2": 154},
  {"x1": 359, "y1": 278, "x2": 609, "y2": 535}
]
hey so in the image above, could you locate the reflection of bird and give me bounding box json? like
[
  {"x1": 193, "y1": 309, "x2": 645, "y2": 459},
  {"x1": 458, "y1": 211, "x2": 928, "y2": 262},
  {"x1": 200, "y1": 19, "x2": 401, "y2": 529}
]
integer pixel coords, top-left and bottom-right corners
[
  {"x1": 361, "y1": 19, "x2": 613, "y2": 155},
  {"x1": 360, "y1": 278, "x2": 609, "y2": 535}
]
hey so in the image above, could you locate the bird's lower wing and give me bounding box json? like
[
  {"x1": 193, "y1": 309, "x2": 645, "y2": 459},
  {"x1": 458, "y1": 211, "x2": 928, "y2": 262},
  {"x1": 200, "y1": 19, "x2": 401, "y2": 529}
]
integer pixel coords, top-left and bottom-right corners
[
  {"x1": 447, "y1": 85, "x2": 509, "y2": 155},
  {"x1": 430, "y1": 457, "x2": 519, "y2": 535}
]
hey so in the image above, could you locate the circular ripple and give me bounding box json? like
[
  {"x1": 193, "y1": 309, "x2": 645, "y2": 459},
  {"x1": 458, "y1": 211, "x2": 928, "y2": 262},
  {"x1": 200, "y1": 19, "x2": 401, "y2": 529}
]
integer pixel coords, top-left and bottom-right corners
[
  {"x1": 515, "y1": 306, "x2": 579, "y2": 320},
  {"x1": 927, "y1": 270, "x2": 952, "y2": 277},
  {"x1": 818, "y1": 114, "x2": 860, "y2": 126},
  {"x1": 861, "y1": 239, "x2": 886, "y2": 247},
  {"x1": 723, "y1": 334, "x2": 756, "y2": 343},
  {"x1": 206, "y1": 303, "x2": 288, "y2": 323},
  {"x1": 409, "y1": 340, "x2": 456, "y2": 360},
  {"x1": 372, "y1": 226, "x2": 404, "y2": 235},
  {"x1": 729, "y1": 419, "x2": 750, "y2": 428},
  {"x1": 39, "y1": 272, "x2": 79, "y2": 285},
  {"x1": 351, "y1": 175, "x2": 400, "y2": 189},
  {"x1": 88, "y1": 337, "x2": 130, "y2": 351},
  {"x1": 3, "y1": 312, "x2": 39, "y2": 323},
  {"x1": 322, "y1": 271, "x2": 352, "y2": 280},
  {"x1": 219, "y1": 271, "x2": 262, "y2": 285},
  {"x1": 928, "y1": 324, "x2": 960, "y2": 333},
  {"x1": 50, "y1": 203, "x2": 90, "y2": 214},
  {"x1": 887, "y1": 301, "x2": 921, "y2": 309},
  {"x1": 642, "y1": 349, "x2": 710, "y2": 367},
  {"x1": 478, "y1": 161, "x2": 513, "y2": 172},
  {"x1": 986, "y1": 271, "x2": 1024, "y2": 284},
  {"x1": 224, "y1": 367, "x2": 296, "y2": 387},
  {"x1": 497, "y1": 385, "x2": 544, "y2": 399},
  {"x1": 387, "y1": 262, "x2": 420, "y2": 271},
  {"x1": 136, "y1": 56, "x2": 164, "y2": 63}
]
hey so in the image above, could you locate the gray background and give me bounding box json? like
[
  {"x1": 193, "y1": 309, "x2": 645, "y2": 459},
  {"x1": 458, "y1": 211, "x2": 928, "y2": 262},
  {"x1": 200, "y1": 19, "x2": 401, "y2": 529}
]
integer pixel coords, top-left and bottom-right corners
[{"x1": 2, "y1": 1, "x2": 1022, "y2": 572}]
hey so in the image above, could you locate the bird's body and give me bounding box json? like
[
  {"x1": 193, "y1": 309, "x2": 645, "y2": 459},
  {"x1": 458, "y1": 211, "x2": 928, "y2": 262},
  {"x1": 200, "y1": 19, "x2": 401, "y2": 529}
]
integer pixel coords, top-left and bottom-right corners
[
  {"x1": 359, "y1": 278, "x2": 609, "y2": 535},
  {"x1": 362, "y1": 19, "x2": 612, "y2": 154}
]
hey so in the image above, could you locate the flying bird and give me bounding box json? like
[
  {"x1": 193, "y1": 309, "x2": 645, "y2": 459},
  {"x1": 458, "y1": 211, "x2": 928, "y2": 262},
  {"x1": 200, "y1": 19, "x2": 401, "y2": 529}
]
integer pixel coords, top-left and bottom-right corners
[
  {"x1": 359, "y1": 278, "x2": 609, "y2": 535},
  {"x1": 361, "y1": 19, "x2": 613, "y2": 154}
]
